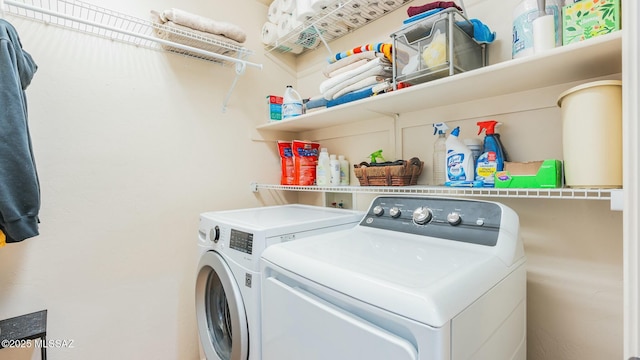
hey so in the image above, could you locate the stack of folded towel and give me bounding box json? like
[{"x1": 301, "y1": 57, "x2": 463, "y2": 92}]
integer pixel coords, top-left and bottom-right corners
[
  {"x1": 306, "y1": 43, "x2": 396, "y2": 110},
  {"x1": 150, "y1": 8, "x2": 247, "y2": 61}
]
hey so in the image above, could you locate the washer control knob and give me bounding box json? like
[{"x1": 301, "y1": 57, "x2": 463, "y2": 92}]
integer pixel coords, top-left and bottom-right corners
[
  {"x1": 389, "y1": 207, "x2": 401, "y2": 218},
  {"x1": 412, "y1": 207, "x2": 432, "y2": 225},
  {"x1": 373, "y1": 205, "x2": 384, "y2": 216},
  {"x1": 447, "y1": 212, "x2": 462, "y2": 226},
  {"x1": 210, "y1": 226, "x2": 220, "y2": 243}
]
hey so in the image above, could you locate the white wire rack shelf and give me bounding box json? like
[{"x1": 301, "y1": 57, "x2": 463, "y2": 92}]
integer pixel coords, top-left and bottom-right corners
[
  {"x1": 2, "y1": 0, "x2": 263, "y2": 111},
  {"x1": 251, "y1": 183, "x2": 620, "y2": 201},
  {"x1": 265, "y1": 0, "x2": 415, "y2": 55}
]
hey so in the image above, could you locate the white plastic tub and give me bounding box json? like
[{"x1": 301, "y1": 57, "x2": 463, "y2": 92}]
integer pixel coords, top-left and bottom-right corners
[{"x1": 557, "y1": 80, "x2": 622, "y2": 188}]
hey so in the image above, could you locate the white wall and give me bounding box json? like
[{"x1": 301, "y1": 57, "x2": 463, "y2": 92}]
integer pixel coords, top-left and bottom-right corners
[{"x1": 0, "y1": 0, "x2": 295, "y2": 359}]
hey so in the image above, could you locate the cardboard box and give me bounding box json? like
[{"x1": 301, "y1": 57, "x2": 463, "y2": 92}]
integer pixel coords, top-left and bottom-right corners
[
  {"x1": 266, "y1": 95, "x2": 283, "y2": 121},
  {"x1": 562, "y1": 0, "x2": 621, "y2": 45},
  {"x1": 495, "y1": 160, "x2": 563, "y2": 188}
]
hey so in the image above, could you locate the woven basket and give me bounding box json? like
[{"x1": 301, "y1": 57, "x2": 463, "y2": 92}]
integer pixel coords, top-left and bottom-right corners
[{"x1": 354, "y1": 157, "x2": 423, "y2": 186}]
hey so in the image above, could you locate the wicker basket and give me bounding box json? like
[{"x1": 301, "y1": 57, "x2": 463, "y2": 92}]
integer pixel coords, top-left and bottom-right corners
[{"x1": 354, "y1": 157, "x2": 423, "y2": 186}]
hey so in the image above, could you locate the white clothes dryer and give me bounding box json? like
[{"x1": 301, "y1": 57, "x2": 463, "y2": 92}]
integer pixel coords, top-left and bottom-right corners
[
  {"x1": 196, "y1": 204, "x2": 364, "y2": 360},
  {"x1": 261, "y1": 196, "x2": 527, "y2": 360}
]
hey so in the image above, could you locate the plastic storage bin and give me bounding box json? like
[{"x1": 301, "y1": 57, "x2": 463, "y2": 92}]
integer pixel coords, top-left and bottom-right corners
[{"x1": 391, "y1": 8, "x2": 486, "y2": 88}]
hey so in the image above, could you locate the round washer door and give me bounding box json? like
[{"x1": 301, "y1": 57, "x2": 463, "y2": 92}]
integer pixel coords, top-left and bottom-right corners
[{"x1": 196, "y1": 251, "x2": 249, "y2": 360}]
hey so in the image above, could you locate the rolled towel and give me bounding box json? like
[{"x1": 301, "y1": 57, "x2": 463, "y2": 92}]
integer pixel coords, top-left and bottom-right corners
[
  {"x1": 296, "y1": 0, "x2": 315, "y2": 22},
  {"x1": 268, "y1": 0, "x2": 281, "y2": 23},
  {"x1": 160, "y1": 8, "x2": 247, "y2": 43},
  {"x1": 280, "y1": 0, "x2": 296, "y2": 13},
  {"x1": 261, "y1": 22, "x2": 279, "y2": 45}
]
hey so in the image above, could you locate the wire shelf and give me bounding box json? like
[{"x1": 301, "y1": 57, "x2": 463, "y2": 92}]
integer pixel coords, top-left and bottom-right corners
[
  {"x1": 251, "y1": 183, "x2": 618, "y2": 201},
  {"x1": 265, "y1": 0, "x2": 415, "y2": 55},
  {"x1": 3, "y1": 0, "x2": 257, "y2": 66}
]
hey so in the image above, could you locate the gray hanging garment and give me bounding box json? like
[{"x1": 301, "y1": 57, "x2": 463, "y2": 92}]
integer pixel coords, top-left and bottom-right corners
[{"x1": 0, "y1": 18, "x2": 40, "y2": 243}]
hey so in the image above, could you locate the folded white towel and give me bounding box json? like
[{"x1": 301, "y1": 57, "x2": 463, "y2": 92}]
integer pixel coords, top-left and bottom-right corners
[
  {"x1": 331, "y1": 75, "x2": 386, "y2": 99},
  {"x1": 320, "y1": 57, "x2": 390, "y2": 94},
  {"x1": 326, "y1": 58, "x2": 369, "y2": 78},
  {"x1": 322, "y1": 51, "x2": 379, "y2": 77},
  {"x1": 160, "y1": 8, "x2": 247, "y2": 43},
  {"x1": 322, "y1": 64, "x2": 391, "y2": 100}
]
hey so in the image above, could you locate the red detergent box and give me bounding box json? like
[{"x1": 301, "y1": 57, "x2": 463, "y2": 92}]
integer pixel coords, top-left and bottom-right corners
[{"x1": 267, "y1": 95, "x2": 283, "y2": 121}]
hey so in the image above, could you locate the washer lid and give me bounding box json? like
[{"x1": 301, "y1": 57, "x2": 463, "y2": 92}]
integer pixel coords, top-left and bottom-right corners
[
  {"x1": 201, "y1": 205, "x2": 363, "y2": 236},
  {"x1": 261, "y1": 226, "x2": 523, "y2": 328}
]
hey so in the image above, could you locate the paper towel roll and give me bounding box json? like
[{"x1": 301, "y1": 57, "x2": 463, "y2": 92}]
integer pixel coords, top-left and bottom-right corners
[
  {"x1": 331, "y1": 3, "x2": 351, "y2": 20},
  {"x1": 277, "y1": 12, "x2": 295, "y2": 38},
  {"x1": 360, "y1": 4, "x2": 383, "y2": 20},
  {"x1": 343, "y1": 13, "x2": 368, "y2": 28},
  {"x1": 379, "y1": 0, "x2": 400, "y2": 10},
  {"x1": 280, "y1": 0, "x2": 296, "y2": 14},
  {"x1": 311, "y1": 0, "x2": 331, "y2": 12},
  {"x1": 327, "y1": 22, "x2": 349, "y2": 37},
  {"x1": 268, "y1": 0, "x2": 281, "y2": 23},
  {"x1": 371, "y1": 0, "x2": 393, "y2": 11},
  {"x1": 533, "y1": 15, "x2": 556, "y2": 53},
  {"x1": 296, "y1": 0, "x2": 315, "y2": 22},
  {"x1": 261, "y1": 22, "x2": 278, "y2": 44}
]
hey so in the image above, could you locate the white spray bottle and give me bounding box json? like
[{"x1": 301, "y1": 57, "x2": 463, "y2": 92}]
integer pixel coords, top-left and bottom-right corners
[
  {"x1": 432, "y1": 122, "x2": 449, "y2": 185},
  {"x1": 445, "y1": 127, "x2": 475, "y2": 183}
]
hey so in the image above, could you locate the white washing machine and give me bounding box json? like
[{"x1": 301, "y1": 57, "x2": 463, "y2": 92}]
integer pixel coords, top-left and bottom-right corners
[
  {"x1": 196, "y1": 204, "x2": 364, "y2": 360},
  {"x1": 261, "y1": 196, "x2": 527, "y2": 360}
]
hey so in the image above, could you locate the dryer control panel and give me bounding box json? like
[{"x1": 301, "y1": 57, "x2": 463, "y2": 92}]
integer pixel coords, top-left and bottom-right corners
[{"x1": 359, "y1": 196, "x2": 503, "y2": 246}]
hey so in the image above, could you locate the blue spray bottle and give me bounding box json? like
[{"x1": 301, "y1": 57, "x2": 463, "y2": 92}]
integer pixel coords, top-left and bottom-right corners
[
  {"x1": 432, "y1": 123, "x2": 449, "y2": 185},
  {"x1": 476, "y1": 120, "x2": 506, "y2": 187}
]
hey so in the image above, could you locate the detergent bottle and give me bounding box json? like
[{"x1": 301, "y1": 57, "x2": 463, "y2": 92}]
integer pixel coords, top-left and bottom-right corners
[
  {"x1": 432, "y1": 122, "x2": 449, "y2": 185},
  {"x1": 282, "y1": 85, "x2": 303, "y2": 119},
  {"x1": 445, "y1": 127, "x2": 474, "y2": 183},
  {"x1": 476, "y1": 120, "x2": 506, "y2": 187},
  {"x1": 316, "y1": 148, "x2": 331, "y2": 186}
]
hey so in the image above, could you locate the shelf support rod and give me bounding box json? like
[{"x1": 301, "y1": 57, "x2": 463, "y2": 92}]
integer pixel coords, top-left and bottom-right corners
[
  {"x1": 3, "y1": 0, "x2": 263, "y2": 70},
  {"x1": 222, "y1": 60, "x2": 246, "y2": 113},
  {"x1": 312, "y1": 24, "x2": 333, "y2": 57}
]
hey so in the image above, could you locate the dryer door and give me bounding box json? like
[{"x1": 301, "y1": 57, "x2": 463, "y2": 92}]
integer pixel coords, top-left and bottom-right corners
[{"x1": 196, "y1": 251, "x2": 249, "y2": 360}]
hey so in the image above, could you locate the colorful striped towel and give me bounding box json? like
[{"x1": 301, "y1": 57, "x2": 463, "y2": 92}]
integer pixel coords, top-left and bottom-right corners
[{"x1": 327, "y1": 43, "x2": 393, "y2": 64}]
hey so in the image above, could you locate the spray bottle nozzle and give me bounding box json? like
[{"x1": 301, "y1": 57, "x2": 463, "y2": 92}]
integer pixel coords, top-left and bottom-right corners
[
  {"x1": 432, "y1": 122, "x2": 449, "y2": 135},
  {"x1": 477, "y1": 120, "x2": 498, "y2": 135},
  {"x1": 369, "y1": 150, "x2": 385, "y2": 164}
]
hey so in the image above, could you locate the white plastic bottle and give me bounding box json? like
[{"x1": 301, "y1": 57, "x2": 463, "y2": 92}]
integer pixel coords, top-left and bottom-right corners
[
  {"x1": 432, "y1": 123, "x2": 448, "y2": 185},
  {"x1": 512, "y1": 0, "x2": 563, "y2": 59},
  {"x1": 445, "y1": 127, "x2": 475, "y2": 182},
  {"x1": 316, "y1": 148, "x2": 331, "y2": 186},
  {"x1": 282, "y1": 85, "x2": 303, "y2": 119},
  {"x1": 338, "y1": 155, "x2": 350, "y2": 186},
  {"x1": 330, "y1": 154, "x2": 341, "y2": 186}
]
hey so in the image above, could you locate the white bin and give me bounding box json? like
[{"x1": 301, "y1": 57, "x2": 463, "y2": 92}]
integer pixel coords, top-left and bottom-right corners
[{"x1": 557, "y1": 80, "x2": 622, "y2": 188}]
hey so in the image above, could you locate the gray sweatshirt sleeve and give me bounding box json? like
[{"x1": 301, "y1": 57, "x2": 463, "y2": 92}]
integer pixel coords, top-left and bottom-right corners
[{"x1": 0, "y1": 19, "x2": 40, "y2": 243}]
